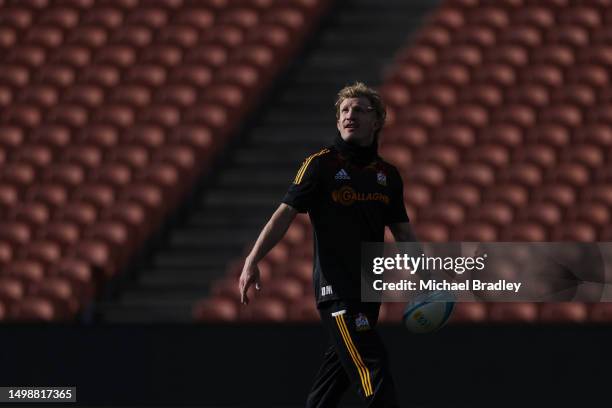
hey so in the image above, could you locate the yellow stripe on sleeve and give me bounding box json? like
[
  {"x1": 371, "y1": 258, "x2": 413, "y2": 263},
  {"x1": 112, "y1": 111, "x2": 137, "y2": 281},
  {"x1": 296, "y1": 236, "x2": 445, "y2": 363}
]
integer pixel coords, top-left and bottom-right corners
[{"x1": 293, "y1": 148, "x2": 329, "y2": 184}]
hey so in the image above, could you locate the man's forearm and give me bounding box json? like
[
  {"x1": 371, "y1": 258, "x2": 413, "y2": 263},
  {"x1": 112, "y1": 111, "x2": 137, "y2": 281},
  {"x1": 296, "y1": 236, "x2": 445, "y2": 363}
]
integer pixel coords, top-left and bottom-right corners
[{"x1": 245, "y1": 204, "x2": 297, "y2": 266}]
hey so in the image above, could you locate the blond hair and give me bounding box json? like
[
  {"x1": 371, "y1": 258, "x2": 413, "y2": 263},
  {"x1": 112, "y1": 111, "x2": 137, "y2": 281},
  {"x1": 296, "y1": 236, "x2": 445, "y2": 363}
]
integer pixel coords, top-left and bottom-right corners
[{"x1": 335, "y1": 82, "x2": 386, "y2": 136}]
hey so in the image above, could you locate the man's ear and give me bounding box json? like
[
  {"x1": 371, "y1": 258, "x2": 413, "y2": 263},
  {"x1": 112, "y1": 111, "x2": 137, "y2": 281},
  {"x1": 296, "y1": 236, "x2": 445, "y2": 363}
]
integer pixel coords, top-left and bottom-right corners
[{"x1": 373, "y1": 119, "x2": 382, "y2": 133}]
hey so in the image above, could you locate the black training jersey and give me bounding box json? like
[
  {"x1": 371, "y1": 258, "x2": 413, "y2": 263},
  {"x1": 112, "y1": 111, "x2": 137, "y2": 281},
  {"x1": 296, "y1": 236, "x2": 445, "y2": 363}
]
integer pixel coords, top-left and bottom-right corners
[{"x1": 282, "y1": 145, "x2": 409, "y2": 305}]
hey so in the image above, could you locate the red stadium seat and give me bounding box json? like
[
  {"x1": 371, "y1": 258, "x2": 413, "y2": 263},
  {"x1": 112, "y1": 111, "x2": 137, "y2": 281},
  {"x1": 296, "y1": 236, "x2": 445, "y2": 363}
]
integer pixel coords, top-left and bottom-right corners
[
  {"x1": 418, "y1": 145, "x2": 459, "y2": 170},
  {"x1": 450, "y1": 163, "x2": 495, "y2": 188},
  {"x1": 287, "y1": 296, "x2": 319, "y2": 322},
  {"x1": 31, "y1": 124, "x2": 71, "y2": 148},
  {"x1": 567, "y1": 202, "x2": 610, "y2": 226},
  {"x1": 62, "y1": 145, "x2": 103, "y2": 170},
  {"x1": 488, "y1": 302, "x2": 538, "y2": 323},
  {"x1": 9, "y1": 201, "x2": 50, "y2": 227},
  {"x1": 568, "y1": 64, "x2": 608, "y2": 87},
  {"x1": 501, "y1": 222, "x2": 547, "y2": 241},
  {"x1": 517, "y1": 202, "x2": 562, "y2": 228},
  {"x1": 0, "y1": 277, "x2": 25, "y2": 306},
  {"x1": 29, "y1": 277, "x2": 80, "y2": 318},
  {"x1": 415, "y1": 25, "x2": 451, "y2": 48},
  {"x1": 539, "y1": 303, "x2": 588, "y2": 323},
  {"x1": 52, "y1": 45, "x2": 92, "y2": 68},
  {"x1": 37, "y1": 221, "x2": 80, "y2": 248},
  {"x1": 468, "y1": 202, "x2": 513, "y2": 227},
  {"x1": 240, "y1": 298, "x2": 287, "y2": 322},
  {"x1": 67, "y1": 25, "x2": 108, "y2": 48},
  {"x1": 506, "y1": 83, "x2": 549, "y2": 108},
  {"x1": 455, "y1": 24, "x2": 497, "y2": 46},
  {"x1": 449, "y1": 303, "x2": 487, "y2": 324},
  {"x1": 485, "y1": 183, "x2": 529, "y2": 208},
  {"x1": 589, "y1": 304, "x2": 612, "y2": 323},
  {"x1": 110, "y1": 84, "x2": 151, "y2": 108},
  {"x1": 453, "y1": 222, "x2": 497, "y2": 241},
  {"x1": 81, "y1": 64, "x2": 121, "y2": 88},
  {"x1": 193, "y1": 297, "x2": 239, "y2": 322},
  {"x1": 25, "y1": 183, "x2": 68, "y2": 210},
  {"x1": 402, "y1": 183, "x2": 431, "y2": 209},
  {"x1": 551, "y1": 223, "x2": 597, "y2": 242},
  {"x1": 3, "y1": 259, "x2": 45, "y2": 287},
  {"x1": 139, "y1": 104, "x2": 181, "y2": 128},
  {"x1": 459, "y1": 84, "x2": 502, "y2": 108},
  {"x1": 111, "y1": 25, "x2": 153, "y2": 48},
  {"x1": 10, "y1": 297, "x2": 57, "y2": 321},
  {"x1": 548, "y1": 24, "x2": 589, "y2": 47},
  {"x1": 420, "y1": 201, "x2": 465, "y2": 227},
  {"x1": 109, "y1": 145, "x2": 149, "y2": 170},
  {"x1": 175, "y1": 7, "x2": 215, "y2": 30},
  {"x1": 438, "y1": 183, "x2": 481, "y2": 208},
  {"x1": 466, "y1": 143, "x2": 510, "y2": 169},
  {"x1": 125, "y1": 125, "x2": 165, "y2": 151},
  {"x1": 0, "y1": 241, "x2": 14, "y2": 266}
]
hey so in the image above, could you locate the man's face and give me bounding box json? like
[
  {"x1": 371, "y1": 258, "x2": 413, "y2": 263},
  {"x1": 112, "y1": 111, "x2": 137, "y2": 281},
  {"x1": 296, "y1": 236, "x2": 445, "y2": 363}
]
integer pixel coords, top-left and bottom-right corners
[{"x1": 336, "y1": 97, "x2": 380, "y2": 146}]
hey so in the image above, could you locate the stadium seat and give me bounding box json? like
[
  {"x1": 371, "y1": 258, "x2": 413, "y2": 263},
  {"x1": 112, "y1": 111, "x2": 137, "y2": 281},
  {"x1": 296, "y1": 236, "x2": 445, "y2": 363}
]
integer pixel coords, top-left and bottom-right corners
[
  {"x1": 240, "y1": 298, "x2": 287, "y2": 322},
  {"x1": 539, "y1": 303, "x2": 588, "y2": 323},
  {"x1": 0, "y1": 277, "x2": 25, "y2": 307},
  {"x1": 517, "y1": 202, "x2": 562, "y2": 228},
  {"x1": 453, "y1": 222, "x2": 497, "y2": 241},
  {"x1": 10, "y1": 297, "x2": 56, "y2": 321},
  {"x1": 589, "y1": 303, "x2": 612, "y2": 322},
  {"x1": 420, "y1": 201, "x2": 465, "y2": 227},
  {"x1": 287, "y1": 296, "x2": 318, "y2": 322},
  {"x1": 193, "y1": 297, "x2": 239, "y2": 322},
  {"x1": 37, "y1": 221, "x2": 80, "y2": 248},
  {"x1": 414, "y1": 222, "x2": 449, "y2": 242},
  {"x1": 501, "y1": 222, "x2": 547, "y2": 241},
  {"x1": 488, "y1": 302, "x2": 538, "y2": 323},
  {"x1": 467, "y1": 202, "x2": 513, "y2": 227},
  {"x1": 20, "y1": 239, "x2": 63, "y2": 265},
  {"x1": 449, "y1": 302, "x2": 487, "y2": 323},
  {"x1": 3, "y1": 259, "x2": 46, "y2": 287},
  {"x1": 438, "y1": 183, "x2": 481, "y2": 208},
  {"x1": 533, "y1": 183, "x2": 576, "y2": 208}
]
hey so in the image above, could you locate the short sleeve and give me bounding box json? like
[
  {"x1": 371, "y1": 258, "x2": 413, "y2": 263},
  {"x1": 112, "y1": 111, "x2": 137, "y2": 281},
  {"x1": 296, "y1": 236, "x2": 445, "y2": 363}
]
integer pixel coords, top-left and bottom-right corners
[
  {"x1": 282, "y1": 154, "x2": 320, "y2": 213},
  {"x1": 385, "y1": 166, "x2": 410, "y2": 225}
]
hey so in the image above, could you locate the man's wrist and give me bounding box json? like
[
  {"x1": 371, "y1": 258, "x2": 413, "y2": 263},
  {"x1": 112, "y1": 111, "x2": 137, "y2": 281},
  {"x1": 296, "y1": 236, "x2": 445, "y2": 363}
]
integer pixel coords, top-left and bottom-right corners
[{"x1": 244, "y1": 255, "x2": 258, "y2": 268}]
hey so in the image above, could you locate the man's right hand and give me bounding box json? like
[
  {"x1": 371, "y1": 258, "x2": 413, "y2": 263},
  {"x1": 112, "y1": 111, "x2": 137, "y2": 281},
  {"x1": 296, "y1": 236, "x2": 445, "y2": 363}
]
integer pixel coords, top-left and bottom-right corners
[{"x1": 238, "y1": 261, "x2": 261, "y2": 305}]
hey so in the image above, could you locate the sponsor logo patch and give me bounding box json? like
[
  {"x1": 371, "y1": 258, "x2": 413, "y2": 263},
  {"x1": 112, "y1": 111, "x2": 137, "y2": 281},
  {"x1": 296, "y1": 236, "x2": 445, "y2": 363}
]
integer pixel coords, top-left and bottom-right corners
[
  {"x1": 355, "y1": 313, "x2": 371, "y2": 331},
  {"x1": 335, "y1": 169, "x2": 351, "y2": 180},
  {"x1": 377, "y1": 171, "x2": 387, "y2": 186},
  {"x1": 331, "y1": 186, "x2": 390, "y2": 206}
]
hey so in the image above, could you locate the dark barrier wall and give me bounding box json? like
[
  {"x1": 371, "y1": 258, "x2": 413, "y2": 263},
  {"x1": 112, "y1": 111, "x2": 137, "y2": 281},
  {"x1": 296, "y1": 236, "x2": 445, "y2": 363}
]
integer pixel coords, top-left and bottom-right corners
[{"x1": 0, "y1": 324, "x2": 610, "y2": 407}]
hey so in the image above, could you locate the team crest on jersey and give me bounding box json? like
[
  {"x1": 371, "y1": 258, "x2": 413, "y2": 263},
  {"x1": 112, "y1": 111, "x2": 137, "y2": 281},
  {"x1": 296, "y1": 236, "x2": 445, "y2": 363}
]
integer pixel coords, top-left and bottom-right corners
[
  {"x1": 355, "y1": 313, "x2": 371, "y2": 331},
  {"x1": 377, "y1": 171, "x2": 387, "y2": 186}
]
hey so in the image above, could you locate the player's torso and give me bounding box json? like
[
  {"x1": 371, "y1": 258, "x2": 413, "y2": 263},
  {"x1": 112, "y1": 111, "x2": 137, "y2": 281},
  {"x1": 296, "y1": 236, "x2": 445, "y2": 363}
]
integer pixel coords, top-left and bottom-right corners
[{"x1": 316, "y1": 151, "x2": 392, "y2": 216}]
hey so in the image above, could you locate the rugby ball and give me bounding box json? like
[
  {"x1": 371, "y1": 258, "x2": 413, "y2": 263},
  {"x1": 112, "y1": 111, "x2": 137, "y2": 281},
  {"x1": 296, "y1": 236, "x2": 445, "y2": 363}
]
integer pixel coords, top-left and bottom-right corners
[{"x1": 402, "y1": 291, "x2": 455, "y2": 334}]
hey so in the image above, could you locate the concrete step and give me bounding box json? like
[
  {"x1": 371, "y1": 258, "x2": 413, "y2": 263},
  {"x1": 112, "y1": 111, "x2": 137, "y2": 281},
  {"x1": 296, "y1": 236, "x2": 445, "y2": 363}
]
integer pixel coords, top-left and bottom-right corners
[
  {"x1": 201, "y1": 190, "x2": 283, "y2": 206},
  {"x1": 152, "y1": 250, "x2": 241, "y2": 268},
  {"x1": 216, "y1": 169, "x2": 294, "y2": 189},
  {"x1": 96, "y1": 303, "x2": 194, "y2": 323},
  {"x1": 187, "y1": 210, "x2": 271, "y2": 228},
  {"x1": 168, "y1": 228, "x2": 256, "y2": 248},
  {"x1": 137, "y1": 268, "x2": 223, "y2": 289},
  {"x1": 232, "y1": 147, "x2": 310, "y2": 166},
  {"x1": 120, "y1": 288, "x2": 208, "y2": 303}
]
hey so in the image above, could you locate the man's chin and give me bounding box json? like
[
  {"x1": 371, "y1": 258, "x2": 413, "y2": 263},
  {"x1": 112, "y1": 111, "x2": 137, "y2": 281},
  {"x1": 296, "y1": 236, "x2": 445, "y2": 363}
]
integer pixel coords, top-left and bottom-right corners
[{"x1": 342, "y1": 133, "x2": 372, "y2": 146}]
